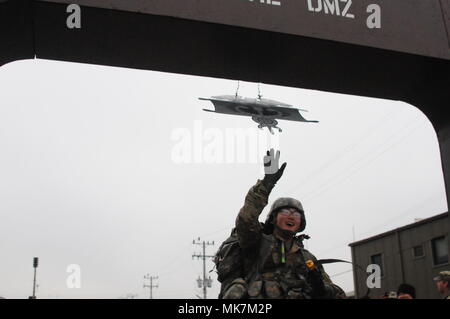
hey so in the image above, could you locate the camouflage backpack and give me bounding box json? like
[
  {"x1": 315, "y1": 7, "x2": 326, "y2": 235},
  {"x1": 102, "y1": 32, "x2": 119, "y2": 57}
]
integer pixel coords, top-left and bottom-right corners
[
  {"x1": 213, "y1": 228, "x2": 245, "y2": 298},
  {"x1": 213, "y1": 227, "x2": 313, "y2": 298}
]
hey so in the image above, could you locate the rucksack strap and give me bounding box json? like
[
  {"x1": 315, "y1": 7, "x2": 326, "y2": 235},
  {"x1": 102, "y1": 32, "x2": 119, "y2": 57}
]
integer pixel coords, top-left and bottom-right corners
[{"x1": 246, "y1": 235, "x2": 273, "y2": 282}]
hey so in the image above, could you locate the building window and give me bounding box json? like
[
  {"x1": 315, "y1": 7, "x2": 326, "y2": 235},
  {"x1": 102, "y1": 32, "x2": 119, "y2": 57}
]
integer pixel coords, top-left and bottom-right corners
[
  {"x1": 370, "y1": 253, "x2": 384, "y2": 277},
  {"x1": 431, "y1": 236, "x2": 449, "y2": 265},
  {"x1": 413, "y1": 245, "x2": 424, "y2": 258}
]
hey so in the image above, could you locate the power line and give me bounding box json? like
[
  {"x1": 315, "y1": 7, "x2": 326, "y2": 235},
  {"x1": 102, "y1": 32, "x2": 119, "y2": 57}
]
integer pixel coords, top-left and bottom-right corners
[
  {"x1": 284, "y1": 109, "x2": 420, "y2": 203},
  {"x1": 152, "y1": 241, "x2": 193, "y2": 276},
  {"x1": 153, "y1": 227, "x2": 230, "y2": 277},
  {"x1": 199, "y1": 225, "x2": 233, "y2": 239},
  {"x1": 353, "y1": 192, "x2": 443, "y2": 240},
  {"x1": 301, "y1": 120, "x2": 425, "y2": 202},
  {"x1": 143, "y1": 274, "x2": 158, "y2": 299},
  {"x1": 330, "y1": 269, "x2": 353, "y2": 278},
  {"x1": 192, "y1": 237, "x2": 215, "y2": 299},
  {"x1": 285, "y1": 108, "x2": 401, "y2": 196},
  {"x1": 314, "y1": 192, "x2": 443, "y2": 258}
]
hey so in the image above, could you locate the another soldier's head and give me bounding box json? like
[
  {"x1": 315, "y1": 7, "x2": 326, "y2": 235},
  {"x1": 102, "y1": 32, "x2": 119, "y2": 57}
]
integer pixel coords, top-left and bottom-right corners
[
  {"x1": 264, "y1": 197, "x2": 306, "y2": 237},
  {"x1": 434, "y1": 271, "x2": 450, "y2": 295},
  {"x1": 396, "y1": 283, "x2": 416, "y2": 299}
]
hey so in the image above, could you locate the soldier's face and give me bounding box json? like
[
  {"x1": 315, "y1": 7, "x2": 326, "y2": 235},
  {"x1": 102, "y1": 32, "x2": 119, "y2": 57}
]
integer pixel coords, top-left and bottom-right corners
[{"x1": 275, "y1": 208, "x2": 301, "y2": 232}]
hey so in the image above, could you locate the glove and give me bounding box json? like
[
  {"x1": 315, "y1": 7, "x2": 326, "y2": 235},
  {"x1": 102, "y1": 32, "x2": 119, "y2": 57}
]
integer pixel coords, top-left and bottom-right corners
[
  {"x1": 263, "y1": 149, "x2": 287, "y2": 186},
  {"x1": 309, "y1": 268, "x2": 326, "y2": 296},
  {"x1": 306, "y1": 260, "x2": 327, "y2": 297}
]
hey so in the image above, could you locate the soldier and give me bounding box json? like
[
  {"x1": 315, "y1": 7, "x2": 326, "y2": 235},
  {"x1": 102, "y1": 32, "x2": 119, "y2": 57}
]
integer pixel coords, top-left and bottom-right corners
[
  {"x1": 221, "y1": 149, "x2": 345, "y2": 299},
  {"x1": 433, "y1": 271, "x2": 450, "y2": 299}
]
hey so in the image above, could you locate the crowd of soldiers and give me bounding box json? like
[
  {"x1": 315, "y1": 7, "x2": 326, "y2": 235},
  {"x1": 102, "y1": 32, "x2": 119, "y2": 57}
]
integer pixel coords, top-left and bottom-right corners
[{"x1": 375, "y1": 273, "x2": 450, "y2": 299}]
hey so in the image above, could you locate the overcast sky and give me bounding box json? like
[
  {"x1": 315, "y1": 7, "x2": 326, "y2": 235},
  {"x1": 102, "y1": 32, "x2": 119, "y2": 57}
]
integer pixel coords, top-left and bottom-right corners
[{"x1": 0, "y1": 59, "x2": 447, "y2": 299}]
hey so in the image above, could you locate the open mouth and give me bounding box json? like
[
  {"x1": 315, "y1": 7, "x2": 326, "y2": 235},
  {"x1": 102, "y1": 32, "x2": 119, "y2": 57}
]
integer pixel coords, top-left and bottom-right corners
[{"x1": 285, "y1": 221, "x2": 295, "y2": 227}]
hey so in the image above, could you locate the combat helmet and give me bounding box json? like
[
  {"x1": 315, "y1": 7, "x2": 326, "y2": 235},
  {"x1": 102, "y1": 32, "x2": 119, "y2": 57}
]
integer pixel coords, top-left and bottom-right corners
[{"x1": 263, "y1": 197, "x2": 306, "y2": 234}]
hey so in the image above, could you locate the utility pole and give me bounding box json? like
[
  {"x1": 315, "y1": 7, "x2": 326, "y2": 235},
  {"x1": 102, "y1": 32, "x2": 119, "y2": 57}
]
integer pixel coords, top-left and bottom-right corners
[
  {"x1": 143, "y1": 274, "x2": 158, "y2": 299},
  {"x1": 192, "y1": 237, "x2": 215, "y2": 299},
  {"x1": 29, "y1": 257, "x2": 39, "y2": 299}
]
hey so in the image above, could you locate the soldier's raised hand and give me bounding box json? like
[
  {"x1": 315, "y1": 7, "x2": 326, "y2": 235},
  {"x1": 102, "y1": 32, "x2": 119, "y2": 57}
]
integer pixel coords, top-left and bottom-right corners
[{"x1": 263, "y1": 148, "x2": 287, "y2": 184}]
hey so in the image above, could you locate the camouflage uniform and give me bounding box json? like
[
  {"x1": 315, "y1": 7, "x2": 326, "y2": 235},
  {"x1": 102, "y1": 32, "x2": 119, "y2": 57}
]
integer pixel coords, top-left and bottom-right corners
[{"x1": 222, "y1": 178, "x2": 345, "y2": 299}]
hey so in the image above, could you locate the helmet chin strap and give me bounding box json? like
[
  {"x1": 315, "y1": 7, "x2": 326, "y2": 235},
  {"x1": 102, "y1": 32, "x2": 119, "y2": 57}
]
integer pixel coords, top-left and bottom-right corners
[{"x1": 274, "y1": 224, "x2": 297, "y2": 241}]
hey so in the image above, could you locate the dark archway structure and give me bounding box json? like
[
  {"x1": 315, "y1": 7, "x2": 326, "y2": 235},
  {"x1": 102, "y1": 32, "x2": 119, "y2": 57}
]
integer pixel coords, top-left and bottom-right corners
[{"x1": 2, "y1": 0, "x2": 450, "y2": 208}]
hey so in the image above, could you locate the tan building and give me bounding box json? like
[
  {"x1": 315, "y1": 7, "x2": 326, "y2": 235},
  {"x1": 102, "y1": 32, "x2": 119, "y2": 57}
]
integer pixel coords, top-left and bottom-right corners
[{"x1": 350, "y1": 212, "x2": 449, "y2": 299}]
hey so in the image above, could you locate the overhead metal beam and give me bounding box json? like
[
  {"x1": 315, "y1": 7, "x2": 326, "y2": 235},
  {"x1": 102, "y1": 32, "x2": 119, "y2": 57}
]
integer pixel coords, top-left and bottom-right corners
[
  {"x1": 1, "y1": 0, "x2": 450, "y2": 211},
  {"x1": 39, "y1": 0, "x2": 450, "y2": 60}
]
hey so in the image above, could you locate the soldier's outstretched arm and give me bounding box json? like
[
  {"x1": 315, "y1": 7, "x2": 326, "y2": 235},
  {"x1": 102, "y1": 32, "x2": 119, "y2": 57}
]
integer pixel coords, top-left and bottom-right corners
[{"x1": 235, "y1": 149, "x2": 287, "y2": 251}]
